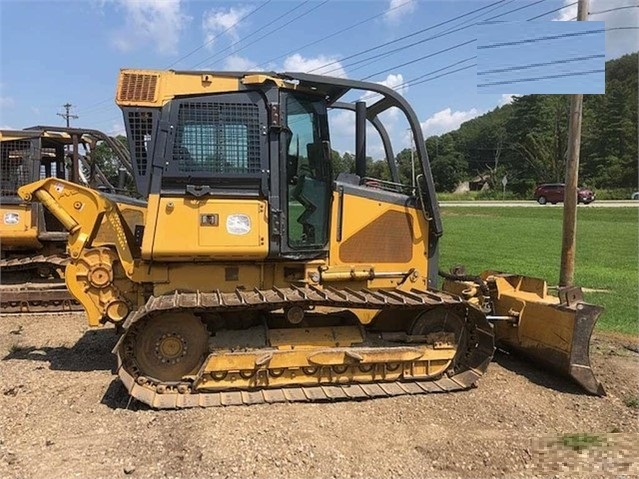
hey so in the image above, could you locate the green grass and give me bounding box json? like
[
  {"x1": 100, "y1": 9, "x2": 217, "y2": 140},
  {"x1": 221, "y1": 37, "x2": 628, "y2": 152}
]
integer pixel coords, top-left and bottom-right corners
[
  {"x1": 560, "y1": 433, "x2": 606, "y2": 452},
  {"x1": 439, "y1": 207, "x2": 639, "y2": 335}
]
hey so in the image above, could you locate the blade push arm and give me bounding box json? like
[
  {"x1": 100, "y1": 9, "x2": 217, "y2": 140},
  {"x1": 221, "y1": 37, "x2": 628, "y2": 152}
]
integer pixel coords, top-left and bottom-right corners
[{"x1": 18, "y1": 178, "x2": 137, "y2": 275}]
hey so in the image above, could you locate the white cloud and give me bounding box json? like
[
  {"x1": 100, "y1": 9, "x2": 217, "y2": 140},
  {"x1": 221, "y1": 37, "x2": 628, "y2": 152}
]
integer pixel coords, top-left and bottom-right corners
[
  {"x1": 384, "y1": 0, "x2": 418, "y2": 24},
  {"x1": 109, "y1": 121, "x2": 126, "y2": 137},
  {"x1": 378, "y1": 73, "x2": 408, "y2": 96},
  {"x1": 222, "y1": 55, "x2": 260, "y2": 72},
  {"x1": 361, "y1": 73, "x2": 408, "y2": 105},
  {"x1": 498, "y1": 94, "x2": 521, "y2": 106},
  {"x1": 420, "y1": 108, "x2": 481, "y2": 137},
  {"x1": 554, "y1": 0, "x2": 638, "y2": 58},
  {"x1": 554, "y1": 0, "x2": 578, "y2": 21},
  {"x1": 202, "y1": 7, "x2": 250, "y2": 50},
  {"x1": 283, "y1": 53, "x2": 347, "y2": 78},
  {"x1": 110, "y1": 0, "x2": 189, "y2": 55}
]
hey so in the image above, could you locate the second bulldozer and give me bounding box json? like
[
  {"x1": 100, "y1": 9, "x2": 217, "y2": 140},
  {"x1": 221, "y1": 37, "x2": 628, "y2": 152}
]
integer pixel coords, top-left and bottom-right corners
[
  {"x1": 1, "y1": 126, "x2": 144, "y2": 313},
  {"x1": 19, "y1": 69, "x2": 604, "y2": 408}
]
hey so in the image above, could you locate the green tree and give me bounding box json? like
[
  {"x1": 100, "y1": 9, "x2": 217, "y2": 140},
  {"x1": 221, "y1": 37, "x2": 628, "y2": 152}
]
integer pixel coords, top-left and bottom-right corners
[{"x1": 90, "y1": 135, "x2": 136, "y2": 194}]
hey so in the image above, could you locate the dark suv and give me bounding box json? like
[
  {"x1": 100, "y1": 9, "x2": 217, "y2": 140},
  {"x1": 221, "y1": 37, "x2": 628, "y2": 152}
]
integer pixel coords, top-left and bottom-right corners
[{"x1": 533, "y1": 183, "x2": 595, "y2": 205}]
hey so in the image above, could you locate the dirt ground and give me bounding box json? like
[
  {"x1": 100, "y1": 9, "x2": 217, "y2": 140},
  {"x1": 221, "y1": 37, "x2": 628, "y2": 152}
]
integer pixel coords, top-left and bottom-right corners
[{"x1": 0, "y1": 312, "x2": 637, "y2": 479}]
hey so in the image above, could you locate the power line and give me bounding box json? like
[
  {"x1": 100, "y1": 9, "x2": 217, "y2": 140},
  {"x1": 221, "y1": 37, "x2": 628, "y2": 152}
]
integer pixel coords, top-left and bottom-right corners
[
  {"x1": 253, "y1": 0, "x2": 418, "y2": 69},
  {"x1": 77, "y1": 3, "x2": 275, "y2": 114},
  {"x1": 369, "y1": 56, "x2": 477, "y2": 95},
  {"x1": 319, "y1": 1, "x2": 514, "y2": 75},
  {"x1": 190, "y1": 1, "x2": 311, "y2": 68},
  {"x1": 192, "y1": 1, "x2": 329, "y2": 70},
  {"x1": 478, "y1": 29, "x2": 604, "y2": 49},
  {"x1": 320, "y1": 24, "x2": 469, "y2": 75},
  {"x1": 167, "y1": 1, "x2": 273, "y2": 69},
  {"x1": 345, "y1": 0, "x2": 518, "y2": 75},
  {"x1": 362, "y1": 39, "x2": 476, "y2": 80},
  {"x1": 478, "y1": 68, "x2": 604, "y2": 87},
  {"x1": 322, "y1": 0, "x2": 554, "y2": 77},
  {"x1": 409, "y1": 63, "x2": 477, "y2": 88},
  {"x1": 481, "y1": 0, "x2": 548, "y2": 22},
  {"x1": 477, "y1": 54, "x2": 605, "y2": 75},
  {"x1": 590, "y1": 5, "x2": 639, "y2": 16},
  {"x1": 408, "y1": 57, "x2": 476, "y2": 84},
  {"x1": 359, "y1": 57, "x2": 477, "y2": 103},
  {"x1": 76, "y1": 4, "x2": 276, "y2": 113},
  {"x1": 308, "y1": 0, "x2": 509, "y2": 74},
  {"x1": 527, "y1": 1, "x2": 578, "y2": 21}
]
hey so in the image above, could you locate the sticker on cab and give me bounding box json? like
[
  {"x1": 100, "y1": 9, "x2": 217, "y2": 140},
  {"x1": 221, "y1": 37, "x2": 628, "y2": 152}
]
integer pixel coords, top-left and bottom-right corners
[{"x1": 3, "y1": 212, "x2": 20, "y2": 225}]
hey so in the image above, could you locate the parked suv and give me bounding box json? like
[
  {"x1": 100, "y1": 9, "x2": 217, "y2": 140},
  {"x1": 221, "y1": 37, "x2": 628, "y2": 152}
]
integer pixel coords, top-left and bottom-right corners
[{"x1": 533, "y1": 183, "x2": 595, "y2": 205}]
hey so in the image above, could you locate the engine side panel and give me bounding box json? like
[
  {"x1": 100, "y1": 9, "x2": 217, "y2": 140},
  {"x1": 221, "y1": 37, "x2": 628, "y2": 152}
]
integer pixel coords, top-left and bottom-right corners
[
  {"x1": 326, "y1": 183, "x2": 429, "y2": 290},
  {"x1": 141, "y1": 194, "x2": 269, "y2": 261}
]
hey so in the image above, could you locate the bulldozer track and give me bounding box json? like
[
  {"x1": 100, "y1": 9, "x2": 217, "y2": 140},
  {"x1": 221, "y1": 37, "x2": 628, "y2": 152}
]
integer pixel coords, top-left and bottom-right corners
[
  {"x1": 116, "y1": 286, "x2": 495, "y2": 408},
  {"x1": 0, "y1": 254, "x2": 81, "y2": 313},
  {"x1": 0, "y1": 282, "x2": 83, "y2": 313},
  {"x1": 0, "y1": 254, "x2": 69, "y2": 272}
]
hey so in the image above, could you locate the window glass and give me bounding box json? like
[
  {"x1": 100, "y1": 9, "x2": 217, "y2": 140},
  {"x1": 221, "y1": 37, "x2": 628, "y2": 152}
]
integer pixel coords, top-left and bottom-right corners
[{"x1": 286, "y1": 94, "x2": 331, "y2": 249}]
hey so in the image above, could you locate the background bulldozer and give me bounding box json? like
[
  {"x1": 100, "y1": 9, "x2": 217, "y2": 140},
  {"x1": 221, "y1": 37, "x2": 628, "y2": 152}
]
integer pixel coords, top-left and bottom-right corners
[
  {"x1": 18, "y1": 69, "x2": 604, "y2": 408},
  {"x1": 1, "y1": 126, "x2": 144, "y2": 313}
]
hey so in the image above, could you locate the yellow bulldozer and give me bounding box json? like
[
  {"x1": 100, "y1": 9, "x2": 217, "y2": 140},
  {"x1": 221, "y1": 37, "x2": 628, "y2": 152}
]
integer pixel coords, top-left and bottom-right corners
[
  {"x1": 18, "y1": 69, "x2": 604, "y2": 408},
  {"x1": 1, "y1": 126, "x2": 144, "y2": 313}
]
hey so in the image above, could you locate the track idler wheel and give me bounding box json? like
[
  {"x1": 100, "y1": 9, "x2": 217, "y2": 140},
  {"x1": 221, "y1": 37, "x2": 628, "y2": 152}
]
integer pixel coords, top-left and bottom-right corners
[
  {"x1": 410, "y1": 304, "x2": 494, "y2": 384},
  {"x1": 131, "y1": 313, "x2": 209, "y2": 382}
]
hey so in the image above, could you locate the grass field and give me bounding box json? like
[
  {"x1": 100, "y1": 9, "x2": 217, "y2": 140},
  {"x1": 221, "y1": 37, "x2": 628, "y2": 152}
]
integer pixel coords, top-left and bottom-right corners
[{"x1": 438, "y1": 207, "x2": 638, "y2": 335}]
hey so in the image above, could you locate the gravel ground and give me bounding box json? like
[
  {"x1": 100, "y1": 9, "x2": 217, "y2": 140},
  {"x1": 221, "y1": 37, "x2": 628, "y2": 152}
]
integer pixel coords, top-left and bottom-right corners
[{"x1": 0, "y1": 312, "x2": 637, "y2": 479}]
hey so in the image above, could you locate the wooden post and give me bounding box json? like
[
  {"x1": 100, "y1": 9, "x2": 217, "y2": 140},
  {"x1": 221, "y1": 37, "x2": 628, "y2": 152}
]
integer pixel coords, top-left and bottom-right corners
[{"x1": 559, "y1": 0, "x2": 589, "y2": 287}]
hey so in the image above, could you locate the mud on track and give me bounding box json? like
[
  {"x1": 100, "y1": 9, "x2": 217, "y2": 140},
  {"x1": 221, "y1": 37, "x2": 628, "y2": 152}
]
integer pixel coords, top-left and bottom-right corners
[{"x1": 1, "y1": 313, "x2": 637, "y2": 479}]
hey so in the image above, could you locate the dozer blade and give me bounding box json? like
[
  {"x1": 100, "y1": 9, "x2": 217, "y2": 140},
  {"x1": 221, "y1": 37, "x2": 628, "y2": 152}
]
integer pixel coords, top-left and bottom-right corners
[{"x1": 484, "y1": 273, "x2": 605, "y2": 396}]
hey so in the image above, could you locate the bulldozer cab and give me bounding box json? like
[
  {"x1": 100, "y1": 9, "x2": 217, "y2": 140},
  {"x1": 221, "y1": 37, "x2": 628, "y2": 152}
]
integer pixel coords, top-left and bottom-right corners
[{"x1": 117, "y1": 70, "x2": 440, "y2": 284}]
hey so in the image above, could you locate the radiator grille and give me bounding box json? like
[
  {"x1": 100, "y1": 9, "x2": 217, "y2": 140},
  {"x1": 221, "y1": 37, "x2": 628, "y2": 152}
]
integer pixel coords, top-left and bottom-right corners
[
  {"x1": 127, "y1": 111, "x2": 154, "y2": 177},
  {"x1": 173, "y1": 101, "x2": 261, "y2": 174},
  {"x1": 118, "y1": 73, "x2": 159, "y2": 103},
  {"x1": 339, "y1": 210, "x2": 413, "y2": 264}
]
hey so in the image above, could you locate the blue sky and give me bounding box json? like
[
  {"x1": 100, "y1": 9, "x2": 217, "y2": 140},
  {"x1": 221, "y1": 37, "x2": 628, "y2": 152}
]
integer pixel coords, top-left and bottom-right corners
[{"x1": 1, "y1": 0, "x2": 637, "y2": 158}]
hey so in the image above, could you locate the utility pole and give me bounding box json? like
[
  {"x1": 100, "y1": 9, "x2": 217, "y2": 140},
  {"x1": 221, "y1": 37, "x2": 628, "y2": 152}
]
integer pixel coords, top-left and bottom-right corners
[
  {"x1": 57, "y1": 103, "x2": 80, "y2": 182},
  {"x1": 57, "y1": 102, "x2": 78, "y2": 127},
  {"x1": 559, "y1": 0, "x2": 588, "y2": 287},
  {"x1": 408, "y1": 128, "x2": 415, "y2": 190}
]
